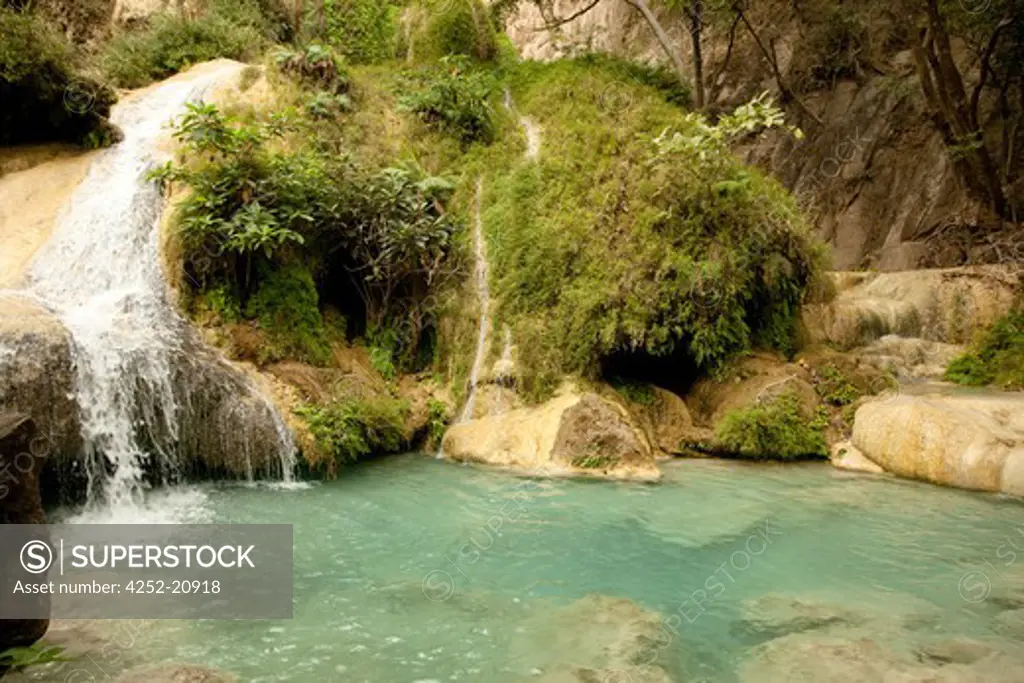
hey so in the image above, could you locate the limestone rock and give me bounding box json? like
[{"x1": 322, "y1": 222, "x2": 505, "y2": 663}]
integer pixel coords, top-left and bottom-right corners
[
  {"x1": 0, "y1": 413, "x2": 49, "y2": 654},
  {"x1": 803, "y1": 267, "x2": 1019, "y2": 350},
  {"x1": 686, "y1": 353, "x2": 820, "y2": 430},
  {"x1": 620, "y1": 386, "x2": 693, "y2": 456},
  {"x1": 916, "y1": 638, "x2": 998, "y2": 665},
  {"x1": 852, "y1": 391, "x2": 1024, "y2": 495},
  {"x1": 0, "y1": 296, "x2": 81, "y2": 468},
  {"x1": 830, "y1": 440, "x2": 885, "y2": 475},
  {"x1": 441, "y1": 389, "x2": 658, "y2": 479}
]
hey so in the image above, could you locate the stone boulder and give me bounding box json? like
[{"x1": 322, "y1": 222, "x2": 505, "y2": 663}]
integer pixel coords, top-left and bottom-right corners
[
  {"x1": 0, "y1": 296, "x2": 81, "y2": 471},
  {"x1": 616, "y1": 386, "x2": 694, "y2": 456},
  {"x1": 852, "y1": 390, "x2": 1024, "y2": 495},
  {"x1": 0, "y1": 413, "x2": 49, "y2": 654},
  {"x1": 441, "y1": 388, "x2": 658, "y2": 479}
]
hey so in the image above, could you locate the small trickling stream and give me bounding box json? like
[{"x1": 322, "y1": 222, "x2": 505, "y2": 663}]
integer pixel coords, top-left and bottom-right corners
[{"x1": 22, "y1": 63, "x2": 296, "y2": 519}]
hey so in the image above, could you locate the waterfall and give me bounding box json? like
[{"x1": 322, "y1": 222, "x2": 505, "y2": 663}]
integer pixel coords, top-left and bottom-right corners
[
  {"x1": 23, "y1": 63, "x2": 296, "y2": 515},
  {"x1": 457, "y1": 178, "x2": 491, "y2": 424},
  {"x1": 449, "y1": 93, "x2": 539, "y2": 429}
]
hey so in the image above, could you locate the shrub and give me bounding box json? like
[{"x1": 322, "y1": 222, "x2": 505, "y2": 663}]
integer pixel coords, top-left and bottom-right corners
[
  {"x1": 102, "y1": 5, "x2": 267, "y2": 88},
  {"x1": 716, "y1": 392, "x2": 828, "y2": 461},
  {"x1": 0, "y1": 7, "x2": 119, "y2": 146},
  {"x1": 426, "y1": 397, "x2": 448, "y2": 448},
  {"x1": 275, "y1": 44, "x2": 350, "y2": 94},
  {"x1": 815, "y1": 364, "x2": 860, "y2": 406},
  {"x1": 296, "y1": 395, "x2": 408, "y2": 466},
  {"x1": 945, "y1": 309, "x2": 1024, "y2": 389},
  {"x1": 400, "y1": 56, "x2": 497, "y2": 143}
]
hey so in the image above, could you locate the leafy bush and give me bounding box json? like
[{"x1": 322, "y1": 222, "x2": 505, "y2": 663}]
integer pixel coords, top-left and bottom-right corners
[
  {"x1": 0, "y1": 7, "x2": 119, "y2": 146},
  {"x1": 297, "y1": 395, "x2": 408, "y2": 466},
  {"x1": 577, "y1": 53, "x2": 691, "y2": 108},
  {"x1": 716, "y1": 392, "x2": 828, "y2": 461},
  {"x1": 945, "y1": 309, "x2": 1024, "y2": 389},
  {"x1": 157, "y1": 103, "x2": 462, "y2": 369},
  {"x1": 400, "y1": 56, "x2": 497, "y2": 143},
  {"x1": 101, "y1": 3, "x2": 270, "y2": 88},
  {"x1": 482, "y1": 61, "x2": 825, "y2": 400},
  {"x1": 275, "y1": 44, "x2": 350, "y2": 93},
  {"x1": 815, "y1": 364, "x2": 860, "y2": 406},
  {"x1": 303, "y1": 90, "x2": 353, "y2": 119}
]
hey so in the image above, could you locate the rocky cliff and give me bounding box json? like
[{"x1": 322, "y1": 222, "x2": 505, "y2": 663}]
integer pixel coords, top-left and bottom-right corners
[{"x1": 503, "y1": 0, "x2": 1023, "y2": 271}]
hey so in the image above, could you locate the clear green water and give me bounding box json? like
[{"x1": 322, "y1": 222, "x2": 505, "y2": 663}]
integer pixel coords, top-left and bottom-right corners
[{"x1": 45, "y1": 457, "x2": 1024, "y2": 681}]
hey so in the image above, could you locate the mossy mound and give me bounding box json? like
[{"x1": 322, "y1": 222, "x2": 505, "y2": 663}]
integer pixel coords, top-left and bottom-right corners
[
  {"x1": 0, "y1": 7, "x2": 119, "y2": 147},
  {"x1": 469, "y1": 58, "x2": 827, "y2": 400}
]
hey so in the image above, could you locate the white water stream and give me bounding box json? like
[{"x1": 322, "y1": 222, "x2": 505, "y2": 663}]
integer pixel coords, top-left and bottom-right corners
[{"x1": 23, "y1": 64, "x2": 295, "y2": 517}]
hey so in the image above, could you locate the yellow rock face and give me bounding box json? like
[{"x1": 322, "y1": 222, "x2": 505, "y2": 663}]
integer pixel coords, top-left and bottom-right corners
[
  {"x1": 441, "y1": 389, "x2": 658, "y2": 480},
  {"x1": 852, "y1": 390, "x2": 1024, "y2": 495}
]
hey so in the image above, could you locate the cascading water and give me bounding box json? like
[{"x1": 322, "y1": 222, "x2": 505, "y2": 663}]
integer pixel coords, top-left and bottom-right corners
[
  {"x1": 451, "y1": 93, "x2": 541, "y2": 428},
  {"x1": 457, "y1": 178, "x2": 490, "y2": 424},
  {"x1": 23, "y1": 63, "x2": 296, "y2": 517}
]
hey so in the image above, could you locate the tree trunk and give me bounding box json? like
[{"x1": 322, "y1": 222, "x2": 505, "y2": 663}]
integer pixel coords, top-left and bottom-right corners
[
  {"x1": 689, "y1": 0, "x2": 706, "y2": 109},
  {"x1": 623, "y1": 0, "x2": 690, "y2": 89}
]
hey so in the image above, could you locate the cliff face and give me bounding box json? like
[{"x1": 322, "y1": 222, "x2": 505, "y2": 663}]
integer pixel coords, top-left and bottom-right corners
[{"x1": 503, "y1": 0, "x2": 1017, "y2": 271}]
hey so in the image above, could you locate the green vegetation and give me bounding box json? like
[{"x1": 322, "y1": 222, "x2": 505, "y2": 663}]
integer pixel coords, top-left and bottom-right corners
[
  {"x1": 400, "y1": 56, "x2": 498, "y2": 144},
  {"x1": 945, "y1": 310, "x2": 1024, "y2": 390},
  {"x1": 275, "y1": 43, "x2": 349, "y2": 93},
  {"x1": 244, "y1": 264, "x2": 333, "y2": 365},
  {"x1": 716, "y1": 392, "x2": 828, "y2": 461},
  {"x1": 815, "y1": 364, "x2": 860, "y2": 406},
  {"x1": 101, "y1": 0, "x2": 280, "y2": 87},
  {"x1": 0, "y1": 6, "x2": 119, "y2": 146},
  {"x1": 315, "y1": 0, "x2": 397, "y2": 63},
  {"x1": 571, "y1": 452, "x2": 621, "y2": 470},
  {"x1": 480, "y1": 62, "x2": 825, "y2": 400},
  {"x1": 426, "y1": 398, "x2": 449, "y2": 449},
  {"x1": 610, "y1": 378, "x2": 656, "y2": 406},
  {"x1": 0, "y1": 644, "x2": 68, "y2": 672},
  {"x1": 411, "y1": 0, "x2": 498, "y2": 63},
  {"x1": 296, "y1": 395, "x2": 408, "y2": 469}
]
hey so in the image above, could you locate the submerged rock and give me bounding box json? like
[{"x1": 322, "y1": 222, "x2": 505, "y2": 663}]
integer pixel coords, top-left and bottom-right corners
[
  {"x1": 995, "y1": 609, "x2": 1024, "y2": 641},
  {"x1": 113, "y1": 663, "x2": 237, "y2": 683},
  {"x1": 739, "y1": 632, "x2": 914, "y2": 683},
  {"x1": 442, "y1": 389, "x2": 658, "y2": 479},
  {"x1": 852, "y1": 390, "x2": 1024, "y2": 495},
  {"x1": 508, "y1": 594, "x2": 676, "y2": 683},
  {"x1": 739, "y1": 594, "x2": 865, "y2": 637}
]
